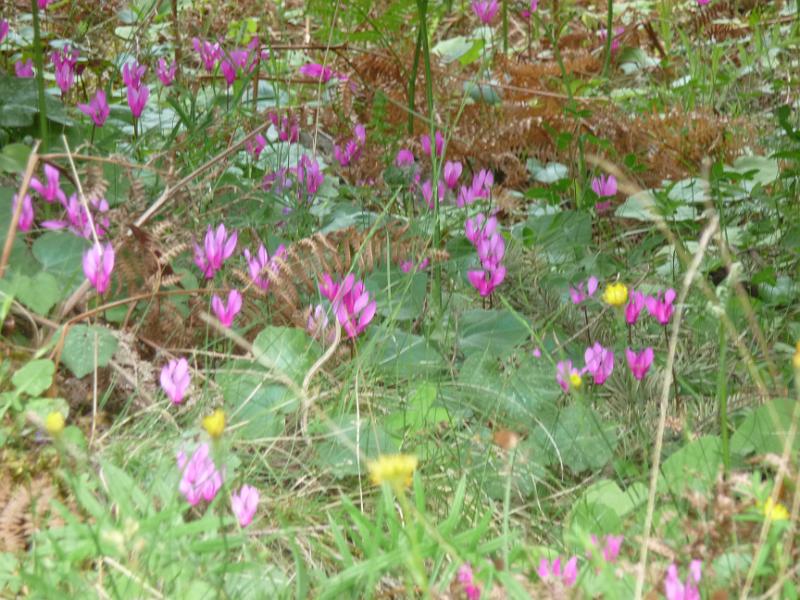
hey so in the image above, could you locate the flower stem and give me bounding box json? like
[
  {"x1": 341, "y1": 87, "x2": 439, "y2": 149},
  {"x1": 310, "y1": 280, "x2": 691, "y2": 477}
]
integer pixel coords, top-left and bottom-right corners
[
  {"x1": 602, "y1": 0, "x2": 614, "y2": 77},
  {"x1": 31, "y1": 0, "x2": 48, "y2": 149}
]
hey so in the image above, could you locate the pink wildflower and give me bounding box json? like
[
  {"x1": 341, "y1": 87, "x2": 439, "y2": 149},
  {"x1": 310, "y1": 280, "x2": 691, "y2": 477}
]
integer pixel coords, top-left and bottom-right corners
[
  {"x1": 51, "y1": 46, "x2": 78, "y2": 94},
  {"x1": 591, "y1": 174, "x2": 617, "y2": 197},
  {"x1": 299, "y1": 62, "x2": 334, "y2": 83},
  {"x1": 334, "y1": 123, "x2": 367, "y2": 167},
  {"x1": 30, "y1": 164, "x2": 66, "y2": 204},
  {"x1": 15, "y1": 59, "x2": 34, "y2": 78},
  {"x1": 211, "y1": 289, "x2": 242, "y2": 328},
  {"x1": 599, "y1": 27, "x2": 625, "y2": 53},
  {"x1": 395, "y1": 148, "x2": 415, "y2": 167},
  {"x1": 177, "y1": 443, "x2": 222, "y2": 505},
  {"x1": 664, "y1": 560, "x2": 702, "y2": 600},
  {"x1": 41, "y1": 194, "x2": 109, "y2": 239},
  {"x1": 193, "y1": 224, "x2": 237, "y2": 279},
  {"x1": 584, "y1": 342, "x2": 614, "y2": 385},
  {"x1": 231, "y1": 484, "x2": 259, "y2": 527},
  {"x1": 160, "y1": 357, "x2": 191, "y2": 405},
  {"x1": 243, "y1": 243, "x2": 286, "y2": 291},
  {"x1": 472, "y1": 0, "x2": 500, "y2": 24},
  {"x1": 538, "y1": 556, "x2": 578, "y2": 587},
  {"x1": 645, "y1": 289, "x2": 676, "y2": 325},
  {"x1": 12, "y1": 194, "x2": 34, "y2": 232},
  {"x1": 443, "y1": 161, "x2": 462, "y2": 190},
  {"x1": 78, "y1": 90, "x2": 110, "y2": 127},
  {"x1": 333, "y1": 275, "x2": 377, "y2": 338},
  {"x1": 192, "y1": 38, "x2": 222, "y2": 72},
  {"x1": 457, "y1": 563, "x2": 481, "y2": 600},
  {"x1": 268, "y1": 111, "x2": 300, "y2": 143},
  {"x1": 293, "y1": 154, "x2": 324, "y2": 202},
  {"x1": 83, "y1": 242, "x2": 115, "y2": 295},
  {"x1": 421, "y1": 179, "x2": 445, "y2": 209},
  {"x1": 0, "y1": 20, "x2": 7, "y2": 44},
  {"x1": 420, "y1": 131, "x2": 444, "y2": 157},
  {"x1": 590, "y1": 534, "x2": 624, "y2": 563},
  {"x1": 156, "y1": 58, "x2": 177, "y2": 86},
  {"x1": 625, "y1": 347, "x2": 654, "y2": 380},
  {"x1": 521, "y1": 0, "x2": 539, "y2": 18},
  {"x1": 625, "y1": 290, "x2": 646, "y2": 324},
  {"x1": 556, "y1": 360, "x2": 582, "y2": 393},
  {"x1": 569, "y1": 276, "x2": 599, "y2": 305}
]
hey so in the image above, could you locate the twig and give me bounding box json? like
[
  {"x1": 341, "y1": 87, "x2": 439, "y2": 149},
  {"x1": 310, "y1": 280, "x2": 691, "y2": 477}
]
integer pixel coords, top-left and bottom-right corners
[
  {"x1": 634, "y1": 212, "x2": 719, "y2": 600},
  {"x1": 0, "y1": 141, "x2": 40, "y2": 278}
]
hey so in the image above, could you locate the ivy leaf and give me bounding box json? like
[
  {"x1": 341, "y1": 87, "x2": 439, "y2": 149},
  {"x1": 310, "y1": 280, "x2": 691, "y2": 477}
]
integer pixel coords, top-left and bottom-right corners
[
  {"x1": 12, "y1": 359, "x2": 55, "y2": 397},
  {"x1": 62, "y1": 325, "x2": 118, "y2": 378}
]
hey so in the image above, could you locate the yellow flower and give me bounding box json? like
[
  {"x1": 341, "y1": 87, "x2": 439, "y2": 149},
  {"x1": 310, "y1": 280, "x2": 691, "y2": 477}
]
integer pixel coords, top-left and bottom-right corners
[
  {"x1": 202, "y1": 408, "x2": 225, "y2": 439},
  {"x1": 569, "y1": 372, "x2": 583, "y2": 389},
  {"x1": 602, "y1": 282, "x2": 628, "y2": 307},
  {"x1": 368, "y1": 454, "x2": 418, "y2": 490},
  {"x1": 762, "y1": 497, "x2": 789, "y2": 522},
  {"x1": 792, "y1": 341, "x2": 800, "y2": 370},
  {"x1": 45, "y1": 411, "x2": 65, "y2": 436}
]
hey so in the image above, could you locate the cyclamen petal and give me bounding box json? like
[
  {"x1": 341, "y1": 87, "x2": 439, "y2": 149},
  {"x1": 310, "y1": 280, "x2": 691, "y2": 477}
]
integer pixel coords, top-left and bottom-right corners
[
  {"x1": 160, "y1": 357, "x2": 191, "y2": 404},
  {"x1": 231, "y1": 484, "x2": 259, "y2": 527}
]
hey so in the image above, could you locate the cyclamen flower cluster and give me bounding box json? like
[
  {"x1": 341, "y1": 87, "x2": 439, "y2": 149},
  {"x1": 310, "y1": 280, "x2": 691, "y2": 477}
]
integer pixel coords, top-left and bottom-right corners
[
  {"x1": 16, "y1": 59, "x2": 34, "y2": 78},
  {"x1": 465, "y1": 214, "x2": 505, "y2": 297},
  {"x1": 293, "y1": 154, "x2": 324, "y2": 204},
  {"x1": 177, "y1": 443, "x2": 223, "y2": 506},
  {"x1": 456, "y1": 169, "x2": 494, "y2": 207},
  {"x1": 194, "y1": 223, "x2": 237, "y2": 279},
  {"x1": 122, "y1": 61, "x2": 149, "y2": 119},
  {"x1": 78, "y1": 90, "x2": 110, "y2": 127},
  {"x1": 299, "y1": 62, "x2": 347, "y2": 83},
  {"x1": 456, "y1": 564, "x2": 481, "y2": 600},
  {"x1": 472, "y1": 0, "x2": 500, "y2": 24},
  {"x1": 318, "y1": 273, "x2": 377, "y2": 339},
  {"x1": 243, "y1": 243, "x2": 286, "y2": 292},
  {"x1": 42, "y1": 194, "x2": 110, "y2": 238},
  {"x1": 665, "y1": 560, "x2": 702, "y2": 600},
  {"x1": 160, "y1": 357, "x2": 191, "y2": 405},
  {"x1": 51, "y1": 46, "x2": 79, "y2": 94},
  {"x1": 333, "y1": 123, "x2": 367, "y2": 167},
  {"x1": 538, "y1": 556, "x2": 578, "y2": 587},
  {"x1": 193, "y1": 38, "x2": 222, "y2": 72},
  {"x1": 156, "y1": 57, "x2": 177, "y2": 86},
  {"x1": 557, "y1": 341, "x2": 655, "y2": 390}
]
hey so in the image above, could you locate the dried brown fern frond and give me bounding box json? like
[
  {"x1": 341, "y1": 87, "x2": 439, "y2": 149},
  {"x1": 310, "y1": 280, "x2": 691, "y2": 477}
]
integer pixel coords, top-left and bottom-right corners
[
  {"x1": 0, "y1": 475, "x2": 63, "y2": 553},
  {"x1": 83, "y1": 163, "x2": 109, "y2": 203}
]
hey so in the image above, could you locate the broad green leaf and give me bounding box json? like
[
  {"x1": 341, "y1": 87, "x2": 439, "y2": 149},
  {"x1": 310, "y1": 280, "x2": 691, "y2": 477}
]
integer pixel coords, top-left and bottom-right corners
[
  {"x1": 252, "y1": 326, "x2": 320, "y2": 382},
  {"x1": 568, "y1": 478, "x2": 646, "y2": 534},
  {"x1": 385, "y1": 382, "x2": 449, "y2": 438},
  {"x1": 62, "y1": 325, "x2": 118, "y2": 378},
  {"x1": 660, "y1": 435, "x2": 721, "y2": 494},
  {"x1": 731, "y1": 399, "x2": 800, "y2": 456},
  {"x1": 0, "y1": 143, "x2": 33, "y2": 173},
  {"x1": 12, "y1": 271, "x2": 62, "y2": 315},
  {"x1": 525, "y1": 210, "x2": 592, "y2": 262},
  {"x1": 32, "y1": 232, "x2": 88, "y2": 280},
  {"x1": 534, "y1": 403, "x2": 617, "y2": 473},
  {"x1": 369, "y1": 327, "x2": 445, "y2": 377},
  {"x1": 731, "y1": 155, "x2": 779, "y2": 190},
  {"x1": 368, "y1": 268, "x2": 427, "y2": 322},
  {"x1": 313, "y1": 415, "x2": 398, "y2": 478},
  {"x1": 216, "y1": 360, "x2": 288, "y2": 440},
  {"x1": 458, "y1": 309, "x2": 529, "y2": 357},
  {"x1": 12, "y1": 359, "x2": 55, "y2": 397}
]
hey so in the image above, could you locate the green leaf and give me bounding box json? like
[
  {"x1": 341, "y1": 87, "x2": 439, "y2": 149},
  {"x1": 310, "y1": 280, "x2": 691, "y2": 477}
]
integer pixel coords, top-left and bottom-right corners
[
  {"x1": 385, "y1": 382, "x2": 450, "y2": 438},
  {"x1": 216, "y1": 360, "x2": 287, "y2": 441},
  {"x1": 313, "y1": 415, "x2": 398, "y2": 478},
  {"x1": 458, "y1": 309, "x2": 529, "y2": 357},
  {"x1": 525, "y1": 210, "x2": 592, "y2": 262},
  {"x1": 368, "y1": 269, "x2": 427, "y2": 322},
  {"x1": 731, "y1": 399, "x2": 800, "y2": 456},
  {"x1": 32, "y1": 232, "x2": 88, "y2": 280},
  {"x1": 534, "y1": 403, "x2": 617, "y2": 473},
  {"x1": 62, "y1": 325, "x2": 118, "y2": 378},
  {"x1": 660, "y1": 435, "x2": 721, "y2": 494},
  {"x1": 12, "y1": 271, "x2": 62, "y2": 315},
  {"x1": 252, "y1": 326, "x2": 320, "y2": 382},
  {"x1": 0, "y1": 104, "x2": 37, "y2": 128},
  {"x1": 369, "y1": 327, "x2": 445, "y2": 377},
  {"x1": 0, "y1": 143, "x2": 33, "y2": 173},
  {"x1": 12, "y1": 359, "x2": 55, "y2": 397},
  {"x1": 568, "y1": 478, "x2": 647, "y2": 533}
]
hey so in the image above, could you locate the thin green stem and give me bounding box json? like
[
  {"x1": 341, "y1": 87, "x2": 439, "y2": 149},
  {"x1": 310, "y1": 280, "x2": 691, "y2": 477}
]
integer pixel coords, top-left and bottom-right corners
[
  {"x1": 602, "y1": 0, "x2": 614, "y2": 77},
  {"x1": 31, "y1": 0, "x2": 49, "y2": 148},
  {"x1": 502, "y1": 0, "x2": 508, "y2": 54},
  {"x1": 408, "y1": 25, "x2": 423, "y2": 135},
  {"x1": 717, "y1": 320, "x2": 729, "y2": 475}
]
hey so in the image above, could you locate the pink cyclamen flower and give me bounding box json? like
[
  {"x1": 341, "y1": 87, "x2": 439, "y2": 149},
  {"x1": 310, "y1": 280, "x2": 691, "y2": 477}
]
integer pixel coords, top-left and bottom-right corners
[
  {"x1": 293, "y1": 154, "x2": 324, "y2": 202},
  {"x1": 532, "y1": 347, "x2": 542, "y2": 358},
  {"x1": 556, "y1": 360, "x2": 581, "y2": 393},
  {"x1": 646, "y1": 289, "x2": 676, "y2": 325},
  {"x1": 12, "y1": 194, "x2": 34, "y2": 232},
  {"x1": 395, "y1": 148, "x2": 415, "y2": 167},
  {"x1": 243, "y1": 243, "x2": 286, "y2": 291},
  {"x1": 457, "y1": 564, "x2": 481, "y2": 600},
  {"x1": 333, "y1": 123, "x2": 367, "y2": 167},
  {"x1": 15, "y1": 59, "x2": 35, "y2": 78},
  {"x1": 538, "y1": 556, "x2": 578, "y2": 587},
  {"x1": 193, "y1": 38, "x2": 222, "y2": 72},
  {"x1": 664, "y1": 560, "x2": 702, "y2": 600},
  {"x1": 41, "y1": 194, "x2": 109, "y2": 238},
  {"x1": 400, "y1": 257, "x2": 430, "y2": 273},
  {"x1": 472, "y1": 0, "x2": 500, "y2": 24},
  {"x1": 160, "y1": 357, "x2": 191, "y2": 405},
  {"x1": 299, "y1": 62, "x2": 334, "y2": 83},
  {"x1": 697, "y1": 0, "x2": 709, "y2": 4},
  {"x1": 51, "y1": 47, "x2": 78, "y2": 94},
  {"x1": 156, "y1": 58, "x2": 177, "y2": 86},
  {"x1": 467, "y1": 266, "x2": 505, "y2": 297},
  {"x1": 443, "y1": 161, "x2": 462, "y2": 190},
  {"x1": 231, "y1": 484, "x2": 259, "y2": 527},
  {"x1": 83, "y1": 242, "x2": 115, "y2": 295},
  {"x1": 38, "y1": 0, "x2": 53, "y2": 8},
  {"x1": 122, "y1": 61, "x2": 146, "y2": 89},
  {"x1": 464, "y1": 213, "x2": 497, "y2": 244},
  {"x1": 211, "y1": 289, "x2": 242, "y2": 328},
  {"x1": 126, "y1": 82, "x2": 149, "y2": 119},
  {"x1": 591, "y1": 174, "x2": 617, "y2": 197},
  {"x1": 584, "y1": 342, "x2": 614, "y2": 385},
  {"x1": 625, "y1": 290, "x2": 646, "y2": 324},
  {"x1": 177, "y1": 443, "x2": 222, "y2": 506},
  {"x1": 521, "y1": 0, "x2": 539, "y2": 18},
  {"x1": 306, "y1": 304, "x2": 331, "y2": 342},
  {"x1": 599, "y1": 27, "x2": 625, "y2": 53},
  {"x1": 0, "y1": 21, "x2": 8, "y2": 44},
  {"x1": 420, "y1": 131, "x2": 444, "y2": 157},
  {"x1": 590, "y1": 534, "x2": 624, "y2": 563},
  {"x1": 569, "y1": 276, "x2": 599, "y2": 305},
  {"x1": 78, "y1": 90, "x2": 110, "y2": 127},
  {"x1": 626, "y1": 347, "x2": 654, "y2": 381},
  {"x1": 421, "y1": 179, "x2": 445, "y2": 209},
  {"x1": 268, "y1": 111, "x2": 300, "y2": 143},
  {"x1": 194, "y1": 224, "x2": 237, "y2": 279},
  {"x1": 332, "y1": 275, "x2": 377, "y2": 339},
  {"x1": 30, "y1": 163, "x2": 66, "y2": 204}
]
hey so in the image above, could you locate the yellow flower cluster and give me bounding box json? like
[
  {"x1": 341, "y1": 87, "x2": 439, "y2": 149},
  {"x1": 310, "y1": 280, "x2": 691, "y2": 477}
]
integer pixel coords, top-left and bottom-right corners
[
  {"x1": 602, "y1": 282, "x2": 628, "y2": 307},
  {"x1": 368, "y1": 454, "x2": 418, "y2": 490},
  {"x1": 762, "y1": 497, "x2": 789, "y2": 522},
  {"x1": 45, "y1": 411, "x2": 65, "y2": 436},
  {"x1": 202, "y1": 408, "x2": 226, "y2": 439}
]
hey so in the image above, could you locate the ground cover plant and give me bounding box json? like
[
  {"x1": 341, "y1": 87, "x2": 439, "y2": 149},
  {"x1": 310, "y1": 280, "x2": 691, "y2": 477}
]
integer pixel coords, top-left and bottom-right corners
[{"x1": 0, "y1": 0, "x2": 798, "y2": 597}]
